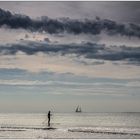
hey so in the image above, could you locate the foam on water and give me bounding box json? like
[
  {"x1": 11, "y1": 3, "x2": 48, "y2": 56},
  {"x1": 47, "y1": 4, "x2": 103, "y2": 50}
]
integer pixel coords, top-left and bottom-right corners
[{"x1": 68, "y1": 127, "x2": 140, "y2": 136}]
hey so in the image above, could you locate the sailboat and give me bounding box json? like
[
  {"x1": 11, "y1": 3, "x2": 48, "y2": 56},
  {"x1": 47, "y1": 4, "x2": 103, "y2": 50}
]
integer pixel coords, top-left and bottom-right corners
[{"x1": 75, "y1": 106, "x2": 82, "y2": 113}]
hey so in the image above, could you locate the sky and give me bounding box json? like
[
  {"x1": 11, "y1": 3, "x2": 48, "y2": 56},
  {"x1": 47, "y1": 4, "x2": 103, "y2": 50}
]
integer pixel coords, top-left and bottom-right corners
[{"x1": 0, "y1": 1, "x2": 140, "y2": 113}]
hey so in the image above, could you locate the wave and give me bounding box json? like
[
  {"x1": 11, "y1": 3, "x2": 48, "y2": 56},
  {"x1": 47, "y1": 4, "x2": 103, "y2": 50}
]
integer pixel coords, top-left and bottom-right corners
[
  {"x1": 68, "y1": 128, "x2": 140, "y2": 136},
  {"x1": 1, "y1": 125, "x2": 140, "y2": 136},
  {"x1": 0, "y1": 126, "x2": 56, "y2": 130},
  {"x1": 0, "y1": 129, "x2": 25, "y2": 132}
]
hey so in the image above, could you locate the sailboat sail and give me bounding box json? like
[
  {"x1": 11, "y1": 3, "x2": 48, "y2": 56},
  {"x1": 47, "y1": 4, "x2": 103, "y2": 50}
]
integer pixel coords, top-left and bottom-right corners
[
  {"x1": 75, "y1": 106, "x2": 82, "y2": 112},
  {"x1": 76, "y1": 107, "x2": 79, "y2": 112},
  {"x1": 79, "y1": 107, "x2": 81, "y2": 112}
]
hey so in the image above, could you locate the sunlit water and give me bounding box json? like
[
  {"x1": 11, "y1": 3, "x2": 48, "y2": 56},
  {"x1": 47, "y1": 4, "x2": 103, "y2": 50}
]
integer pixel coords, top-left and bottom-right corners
[{"x1": 0, "y1": 112, "x2": 140, "y2": 138}]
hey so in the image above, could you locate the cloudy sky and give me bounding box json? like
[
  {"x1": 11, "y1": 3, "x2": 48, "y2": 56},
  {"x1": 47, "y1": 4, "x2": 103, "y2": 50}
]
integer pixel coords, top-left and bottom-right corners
[{"x1": 0, "y1": 1, "x2": 140, "y2": 113}]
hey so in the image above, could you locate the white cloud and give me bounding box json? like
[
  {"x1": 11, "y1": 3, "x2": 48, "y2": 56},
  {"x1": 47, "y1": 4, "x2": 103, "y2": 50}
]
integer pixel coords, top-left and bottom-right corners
[{"x1": 0, "y1": 52, "x2": 140, "y2": 79}]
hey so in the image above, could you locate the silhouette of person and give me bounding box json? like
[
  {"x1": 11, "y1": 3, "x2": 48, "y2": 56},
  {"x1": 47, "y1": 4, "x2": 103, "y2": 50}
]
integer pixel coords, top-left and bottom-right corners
[{"x1": 48, "y1": 110, "x2": 51, "y2": 127}]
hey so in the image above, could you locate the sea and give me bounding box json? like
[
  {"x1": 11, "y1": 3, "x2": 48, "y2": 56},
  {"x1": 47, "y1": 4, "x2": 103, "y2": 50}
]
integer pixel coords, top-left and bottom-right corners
[{"x1": 0, "y1": 112, "x2": 140, "y2": 139}]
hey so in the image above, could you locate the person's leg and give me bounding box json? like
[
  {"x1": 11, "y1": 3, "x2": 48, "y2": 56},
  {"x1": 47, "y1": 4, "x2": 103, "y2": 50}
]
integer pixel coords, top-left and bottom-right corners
[{"x1": 48, "y1": 118, "x2": 50, "y2": 126}]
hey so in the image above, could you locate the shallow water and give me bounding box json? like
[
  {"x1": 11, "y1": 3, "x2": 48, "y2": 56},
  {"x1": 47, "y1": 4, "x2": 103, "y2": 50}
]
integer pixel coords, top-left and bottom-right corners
[{"x1": 0, "y1": 112, "x2": 140, "y2": 138}]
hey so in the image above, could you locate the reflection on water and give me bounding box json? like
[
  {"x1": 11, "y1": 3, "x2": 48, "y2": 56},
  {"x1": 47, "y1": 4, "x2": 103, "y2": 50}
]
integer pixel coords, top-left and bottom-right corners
[{"x1": 0, "y1": 112, "x2": 140, "y2": 138}]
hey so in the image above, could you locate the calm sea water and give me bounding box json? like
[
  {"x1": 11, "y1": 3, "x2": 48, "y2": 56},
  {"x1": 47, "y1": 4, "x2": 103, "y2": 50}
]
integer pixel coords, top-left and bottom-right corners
[{"x1": 0, "y1": 112, "x2": 140, "y2": 138}]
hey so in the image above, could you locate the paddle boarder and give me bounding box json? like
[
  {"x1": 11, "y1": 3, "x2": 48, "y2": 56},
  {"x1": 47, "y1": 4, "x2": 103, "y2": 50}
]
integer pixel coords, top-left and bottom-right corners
[{"x1": 48, "y1": 110, "x2": 51, "y2": 126}]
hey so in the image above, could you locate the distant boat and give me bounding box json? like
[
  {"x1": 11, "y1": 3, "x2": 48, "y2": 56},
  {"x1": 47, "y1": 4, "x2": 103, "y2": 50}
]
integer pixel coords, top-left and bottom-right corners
[{"x1": 75, "y1": 106, "x2": 82, "y2": 113}]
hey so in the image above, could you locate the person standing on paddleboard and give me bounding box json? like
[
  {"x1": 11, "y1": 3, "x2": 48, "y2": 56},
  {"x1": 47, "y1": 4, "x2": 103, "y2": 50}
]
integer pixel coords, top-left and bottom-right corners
[{"x1": 48, "y1": 110, "x2": 52, "y2": 127}]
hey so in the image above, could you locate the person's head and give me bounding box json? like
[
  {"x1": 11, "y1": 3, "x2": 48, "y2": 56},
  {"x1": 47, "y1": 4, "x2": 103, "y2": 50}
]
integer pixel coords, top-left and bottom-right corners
[{"x1": 48, "y1": 110, "x2": 51, "y2": 113}]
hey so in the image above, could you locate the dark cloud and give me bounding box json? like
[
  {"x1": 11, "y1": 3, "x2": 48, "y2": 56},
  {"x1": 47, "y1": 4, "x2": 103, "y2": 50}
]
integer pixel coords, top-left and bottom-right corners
[
  {"x1": 1, "y1": 8, "x2": 140, "y2": 38},
  {"x1": 0, "y1": 41, "x2": 104, "y2": 56},
  {"x1": 0, "y1": 41, "x2": 140, "y2": 65}
]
